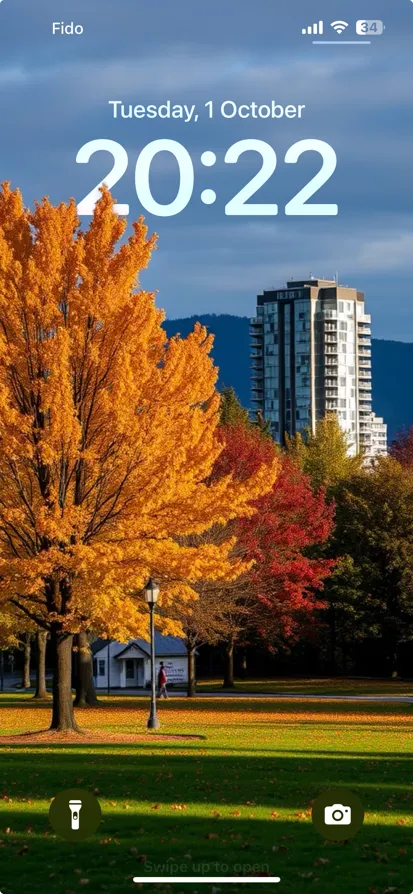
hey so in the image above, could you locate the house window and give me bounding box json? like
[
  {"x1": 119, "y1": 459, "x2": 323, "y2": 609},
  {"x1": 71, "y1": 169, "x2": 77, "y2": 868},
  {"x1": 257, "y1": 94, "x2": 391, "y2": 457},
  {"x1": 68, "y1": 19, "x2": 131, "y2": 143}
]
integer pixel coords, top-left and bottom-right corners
[
  {"x1": 126, "y1": 659, "x2": 135, "y2": 679},
  {"x1": 98, "y1": 659, "x2": 105, "y2": 677}
]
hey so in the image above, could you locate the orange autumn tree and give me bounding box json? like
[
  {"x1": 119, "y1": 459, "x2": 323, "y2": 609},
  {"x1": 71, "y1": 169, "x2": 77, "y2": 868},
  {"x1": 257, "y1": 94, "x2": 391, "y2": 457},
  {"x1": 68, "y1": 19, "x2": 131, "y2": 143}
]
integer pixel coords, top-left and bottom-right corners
[{"x1": 0, "y1": 184, "x2": 277, "y2": 731}]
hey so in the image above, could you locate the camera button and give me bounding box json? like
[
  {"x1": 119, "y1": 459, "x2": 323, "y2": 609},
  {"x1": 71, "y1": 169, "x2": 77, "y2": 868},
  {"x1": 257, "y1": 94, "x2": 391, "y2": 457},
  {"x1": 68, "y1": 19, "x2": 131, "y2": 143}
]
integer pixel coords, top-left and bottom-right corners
[{"x1": 311, "y1": 787, "x2": 364, "y2": 841}]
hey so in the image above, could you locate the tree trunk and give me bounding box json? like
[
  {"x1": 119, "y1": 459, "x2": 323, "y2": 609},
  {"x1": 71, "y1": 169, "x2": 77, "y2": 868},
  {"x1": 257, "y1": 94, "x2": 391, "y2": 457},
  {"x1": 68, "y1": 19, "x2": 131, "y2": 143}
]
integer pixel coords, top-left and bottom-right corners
[
  {"x1": 223, "y1": 636, "x2": 235, "y2": 688},
  {"x1": 187, "y1": 643, "x2": 196, "y2": 698},
  {"x1": 73, "y1": 631, "x2": 99, "y2": 707},
  {"x1": 50, "y1": 629, "x2": 79, "y2": 731},
  {"x1": 33, "y1": 631, "x2": 48, "y2": 699},
  {"x1": 21, "y1": 634, "x2": 31, "y2": 689},
  {"x1": 330, "y1": 608, "x2": 337, "y2": 675}
]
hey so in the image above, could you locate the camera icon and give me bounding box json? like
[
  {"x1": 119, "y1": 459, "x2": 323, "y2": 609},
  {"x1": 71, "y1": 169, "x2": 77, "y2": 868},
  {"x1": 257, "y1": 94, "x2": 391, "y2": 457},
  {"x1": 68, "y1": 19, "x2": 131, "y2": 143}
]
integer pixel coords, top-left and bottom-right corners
[{"x1": 324, "y1": 803, "x2": 351, "y2": 825}]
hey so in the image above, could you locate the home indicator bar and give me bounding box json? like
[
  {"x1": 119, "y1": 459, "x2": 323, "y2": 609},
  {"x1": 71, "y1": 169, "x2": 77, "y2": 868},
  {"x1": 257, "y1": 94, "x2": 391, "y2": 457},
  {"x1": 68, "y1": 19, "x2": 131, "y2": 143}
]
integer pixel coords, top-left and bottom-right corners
[{"x1": 133, "y1": 878, "x2": 281, "y2": 885}]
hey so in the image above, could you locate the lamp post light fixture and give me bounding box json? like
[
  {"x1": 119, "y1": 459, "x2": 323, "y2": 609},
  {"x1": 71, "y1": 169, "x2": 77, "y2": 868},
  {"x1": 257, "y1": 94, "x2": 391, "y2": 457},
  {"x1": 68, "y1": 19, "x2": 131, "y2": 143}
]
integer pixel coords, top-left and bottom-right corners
[{"x1": 144, "y1": 577, "x2": 160, "y2": 730}]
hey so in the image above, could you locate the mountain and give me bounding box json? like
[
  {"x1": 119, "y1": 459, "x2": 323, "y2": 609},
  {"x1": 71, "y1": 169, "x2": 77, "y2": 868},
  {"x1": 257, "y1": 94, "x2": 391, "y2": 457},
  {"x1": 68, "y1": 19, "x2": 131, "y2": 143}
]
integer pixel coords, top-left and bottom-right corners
[{"x1": 165, "y1": 314, "x2": 413, "y2": 443}]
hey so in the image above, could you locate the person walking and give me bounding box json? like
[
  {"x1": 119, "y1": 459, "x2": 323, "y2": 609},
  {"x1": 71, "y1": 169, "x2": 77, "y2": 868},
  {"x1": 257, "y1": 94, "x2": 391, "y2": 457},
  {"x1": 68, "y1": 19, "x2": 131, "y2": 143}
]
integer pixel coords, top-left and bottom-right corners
[{"x1": 158, "y1": 661, "x2": 168, "y2": 698}]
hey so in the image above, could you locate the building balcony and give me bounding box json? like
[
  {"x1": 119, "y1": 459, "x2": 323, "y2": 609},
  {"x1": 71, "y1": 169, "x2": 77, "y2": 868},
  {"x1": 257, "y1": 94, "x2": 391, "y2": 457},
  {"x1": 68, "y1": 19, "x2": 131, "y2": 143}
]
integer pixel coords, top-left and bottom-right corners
[
  {"x1": 325, "y1": 346, "x2": 338, "y2": 354},
  {"x1": 359, "y1": 349, "x2": 371, "y2": 357}
]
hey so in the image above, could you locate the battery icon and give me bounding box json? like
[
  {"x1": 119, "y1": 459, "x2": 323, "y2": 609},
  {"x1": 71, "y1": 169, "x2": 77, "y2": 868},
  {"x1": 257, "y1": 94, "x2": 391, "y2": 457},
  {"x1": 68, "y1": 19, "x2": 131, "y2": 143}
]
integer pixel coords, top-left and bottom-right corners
[{"x1": 356, "y1": 20, "x2": 385, "y2": 35}]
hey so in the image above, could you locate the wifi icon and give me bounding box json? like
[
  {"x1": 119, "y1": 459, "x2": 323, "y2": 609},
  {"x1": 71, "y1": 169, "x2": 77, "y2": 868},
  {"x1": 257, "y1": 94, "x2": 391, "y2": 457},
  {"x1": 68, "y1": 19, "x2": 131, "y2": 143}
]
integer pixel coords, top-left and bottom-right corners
[{"x1": 331, "y1": 20, "x2": 349, "y2": 34}]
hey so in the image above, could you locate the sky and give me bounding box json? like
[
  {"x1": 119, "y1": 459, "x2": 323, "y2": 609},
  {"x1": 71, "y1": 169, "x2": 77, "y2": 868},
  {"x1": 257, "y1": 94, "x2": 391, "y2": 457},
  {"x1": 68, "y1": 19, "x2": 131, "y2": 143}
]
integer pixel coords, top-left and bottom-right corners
[{"x1": 0, "y1": 0, "x2": 412, "y2": 339}]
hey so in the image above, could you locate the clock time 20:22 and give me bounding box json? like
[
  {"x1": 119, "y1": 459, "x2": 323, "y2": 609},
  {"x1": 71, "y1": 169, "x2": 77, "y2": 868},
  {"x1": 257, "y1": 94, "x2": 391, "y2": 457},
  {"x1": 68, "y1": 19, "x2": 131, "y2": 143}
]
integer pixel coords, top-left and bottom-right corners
[{"x1": 76, "y1": 138, "x2": 338, "y2": 218}]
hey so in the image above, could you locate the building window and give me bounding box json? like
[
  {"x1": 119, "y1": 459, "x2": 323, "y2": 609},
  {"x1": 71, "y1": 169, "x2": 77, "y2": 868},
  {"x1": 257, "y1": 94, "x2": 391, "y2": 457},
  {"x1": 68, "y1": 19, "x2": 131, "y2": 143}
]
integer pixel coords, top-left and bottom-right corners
[
  {"x1": 98, "y1": 659, "x2": 105, "y2": 677},
  {"x1": 126, "y1": 659, "x2": 135, "y2": 679}
]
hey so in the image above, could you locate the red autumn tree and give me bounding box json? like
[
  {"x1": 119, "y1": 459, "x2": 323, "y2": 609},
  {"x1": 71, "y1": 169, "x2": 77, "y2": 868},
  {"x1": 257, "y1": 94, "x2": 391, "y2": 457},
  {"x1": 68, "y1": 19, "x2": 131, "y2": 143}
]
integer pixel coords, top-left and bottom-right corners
[
  {"x1": 390, "y1": 427, "x2": 413, "y2": 468},
  {"x1": 213, "y1": 422, "x2": 334, "y2": 649}
]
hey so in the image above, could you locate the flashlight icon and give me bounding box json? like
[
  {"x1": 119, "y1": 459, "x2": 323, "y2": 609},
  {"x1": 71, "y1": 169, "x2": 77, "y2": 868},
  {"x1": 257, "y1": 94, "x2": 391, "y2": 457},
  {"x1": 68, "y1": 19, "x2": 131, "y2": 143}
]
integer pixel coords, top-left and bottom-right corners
[{"x1": 68, "y1": 799, "x2": 82, "y2": 831}]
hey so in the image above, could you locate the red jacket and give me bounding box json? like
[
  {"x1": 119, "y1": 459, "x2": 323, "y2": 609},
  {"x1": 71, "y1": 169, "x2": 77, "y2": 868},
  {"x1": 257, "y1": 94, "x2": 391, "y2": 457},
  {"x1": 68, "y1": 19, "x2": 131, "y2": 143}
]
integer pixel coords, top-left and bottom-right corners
[{"x1": 158, "y1": 667, "x2": 167, "y2": 685}]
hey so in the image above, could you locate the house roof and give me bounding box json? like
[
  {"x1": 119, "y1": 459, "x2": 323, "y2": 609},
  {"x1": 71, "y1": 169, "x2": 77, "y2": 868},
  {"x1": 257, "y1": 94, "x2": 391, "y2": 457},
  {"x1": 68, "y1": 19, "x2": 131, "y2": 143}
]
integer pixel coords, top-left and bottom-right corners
[
  {"x1": 114, "y1": 643, "x2": 150, "y2": 660},
  {"x1": 92, "y1": 633, "x2": 186, "y2": 658}
]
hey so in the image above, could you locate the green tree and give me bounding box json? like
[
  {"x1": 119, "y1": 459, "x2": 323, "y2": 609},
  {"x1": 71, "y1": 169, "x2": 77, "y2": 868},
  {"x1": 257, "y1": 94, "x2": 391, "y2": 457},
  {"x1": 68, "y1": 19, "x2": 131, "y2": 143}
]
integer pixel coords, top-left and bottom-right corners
[
  {"x1": 332, "y1": 457, "x2": 413, "y2": 676},
  {"x1": 287, "y1": 415, "x2": 362, "y2": 494},
  {"x1": 287, "y1": 415, "x2": 364, "y2": 671},
  {"x1": 220, "y1": 387, "x2": 250, "y2": 428}
]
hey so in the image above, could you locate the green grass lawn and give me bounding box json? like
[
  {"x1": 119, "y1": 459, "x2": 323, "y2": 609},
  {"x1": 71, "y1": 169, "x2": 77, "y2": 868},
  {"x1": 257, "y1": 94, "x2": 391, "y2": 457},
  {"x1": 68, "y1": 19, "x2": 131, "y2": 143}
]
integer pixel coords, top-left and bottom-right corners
[
  {"x1": 196, "y1": 677, "x2": 413, "y2": 696},
  {"x1": 0, "y1": 694, "x2": 412, "y2": 894}
]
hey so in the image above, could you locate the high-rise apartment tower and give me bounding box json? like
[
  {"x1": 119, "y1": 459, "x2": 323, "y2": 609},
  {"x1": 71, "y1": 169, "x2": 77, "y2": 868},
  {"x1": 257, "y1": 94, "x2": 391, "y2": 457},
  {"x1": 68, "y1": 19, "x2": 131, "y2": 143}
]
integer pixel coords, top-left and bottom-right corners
[{"x1": 250, "y1": 278, "x2": 387, "y2": 457}]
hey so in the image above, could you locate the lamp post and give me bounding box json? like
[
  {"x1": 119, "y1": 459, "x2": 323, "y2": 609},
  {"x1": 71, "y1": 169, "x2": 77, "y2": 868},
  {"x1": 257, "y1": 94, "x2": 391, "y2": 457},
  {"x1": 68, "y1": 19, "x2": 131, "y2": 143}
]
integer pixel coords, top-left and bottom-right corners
[{"x1": 144, "y1": 577, "x2": 160, "y2": 729}]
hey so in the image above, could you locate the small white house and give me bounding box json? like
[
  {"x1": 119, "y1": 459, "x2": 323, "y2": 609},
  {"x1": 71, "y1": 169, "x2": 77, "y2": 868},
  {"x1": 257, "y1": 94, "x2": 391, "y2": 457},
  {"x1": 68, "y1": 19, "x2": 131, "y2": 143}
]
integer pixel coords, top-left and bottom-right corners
[{"x1": 92, "y1": 634, "x2": 188, "y2": 690}]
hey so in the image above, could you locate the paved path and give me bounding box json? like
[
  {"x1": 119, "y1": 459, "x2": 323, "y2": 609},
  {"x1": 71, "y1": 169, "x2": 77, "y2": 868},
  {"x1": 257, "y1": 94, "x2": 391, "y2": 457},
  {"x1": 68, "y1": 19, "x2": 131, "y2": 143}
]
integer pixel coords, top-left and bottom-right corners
[
  {"x1": 93, "y1": 688, "x2": 413, "y2": 702},
  {"x1": 138, "y1": 690, "x2": 413, "y2": 702},
  {"x1": 2, "y1": 681, "x2": 412, "y2": 703}
]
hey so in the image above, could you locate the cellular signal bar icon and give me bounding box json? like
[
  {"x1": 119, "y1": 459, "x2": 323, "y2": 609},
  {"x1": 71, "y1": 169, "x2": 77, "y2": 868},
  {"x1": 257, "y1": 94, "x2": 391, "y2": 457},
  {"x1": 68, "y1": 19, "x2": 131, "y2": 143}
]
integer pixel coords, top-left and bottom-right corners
[{"x1": 302, "y1": 21, "x2": 324, "y2": 35}]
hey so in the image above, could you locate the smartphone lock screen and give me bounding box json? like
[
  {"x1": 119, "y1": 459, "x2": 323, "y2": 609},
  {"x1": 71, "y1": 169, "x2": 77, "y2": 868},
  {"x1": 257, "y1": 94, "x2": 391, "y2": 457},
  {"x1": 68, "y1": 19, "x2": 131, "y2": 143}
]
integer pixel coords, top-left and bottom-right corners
[{"x1": 0, "y1": 1, "x2": 412, "y2": 892}]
